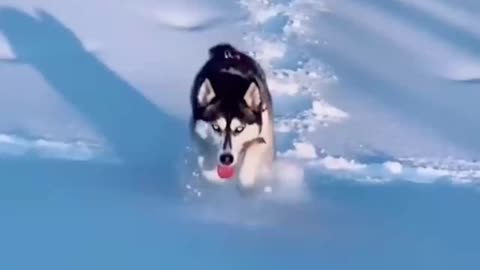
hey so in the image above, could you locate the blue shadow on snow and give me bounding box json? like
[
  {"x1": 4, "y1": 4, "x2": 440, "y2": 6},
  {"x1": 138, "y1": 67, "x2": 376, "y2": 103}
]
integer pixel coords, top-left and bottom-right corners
[
  {"x1": 0, "y1": 7, "x2": 189, "y2": 196},
  {"x1": 0, "y1": 7, "x2": 186, "y2": 168}
]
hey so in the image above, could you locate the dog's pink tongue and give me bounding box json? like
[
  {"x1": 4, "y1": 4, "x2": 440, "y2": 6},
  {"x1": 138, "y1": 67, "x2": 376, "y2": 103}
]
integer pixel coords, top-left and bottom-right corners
[{"x1": 217, "y1": 165, "x2": 234, "y2": 180}]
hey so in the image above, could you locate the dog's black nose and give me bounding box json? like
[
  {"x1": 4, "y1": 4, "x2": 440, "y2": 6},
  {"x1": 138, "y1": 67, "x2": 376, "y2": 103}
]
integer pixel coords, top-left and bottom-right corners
[{"x1": 219, "y1": 153, "x2": 234, "y2": 166}]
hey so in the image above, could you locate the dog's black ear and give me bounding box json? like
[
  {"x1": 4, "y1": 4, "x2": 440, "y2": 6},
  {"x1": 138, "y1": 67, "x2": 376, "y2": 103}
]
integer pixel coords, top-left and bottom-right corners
[
  {"x1": 244, "y1": 82, "x2": 261, "y2": 110},
  {"x1": 197, "y1": 78, "x2": 216, "y2": 106}
]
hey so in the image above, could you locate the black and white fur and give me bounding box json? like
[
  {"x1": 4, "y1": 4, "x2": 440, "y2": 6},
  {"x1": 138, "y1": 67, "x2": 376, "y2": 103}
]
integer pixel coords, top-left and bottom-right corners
[{"x1": 189, "y1": 43, "x2": 275, "y2": 189}]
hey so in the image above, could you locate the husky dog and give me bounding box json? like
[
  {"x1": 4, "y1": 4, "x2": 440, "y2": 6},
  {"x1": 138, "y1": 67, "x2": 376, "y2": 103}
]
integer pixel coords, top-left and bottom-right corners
[{"x1": 189, "y1": 43, "x2": 275, "y2": 189}]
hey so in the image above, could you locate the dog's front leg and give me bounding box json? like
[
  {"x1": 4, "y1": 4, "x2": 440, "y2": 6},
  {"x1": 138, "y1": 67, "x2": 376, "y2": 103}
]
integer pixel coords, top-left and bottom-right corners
[{"x1": 238, "y1": 143, "x2": 269, "y2": 188}]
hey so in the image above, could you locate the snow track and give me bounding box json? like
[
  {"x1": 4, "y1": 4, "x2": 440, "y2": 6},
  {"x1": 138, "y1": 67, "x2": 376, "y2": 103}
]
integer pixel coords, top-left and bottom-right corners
[{"x1": 239, "y1": 0, "x2": 480, "y2": 186}]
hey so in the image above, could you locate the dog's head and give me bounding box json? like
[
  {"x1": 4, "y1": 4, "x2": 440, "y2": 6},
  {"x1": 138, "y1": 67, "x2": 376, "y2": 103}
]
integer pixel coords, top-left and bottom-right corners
[{"x1": 193, "y1": 77, "x2": 264, "y2": 174}]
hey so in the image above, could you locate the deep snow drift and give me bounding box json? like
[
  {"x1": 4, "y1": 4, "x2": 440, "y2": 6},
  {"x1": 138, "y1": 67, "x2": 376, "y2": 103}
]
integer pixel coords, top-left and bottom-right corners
[{"x1": 1, "y1": 0, "x2": 480, "y2": 269}]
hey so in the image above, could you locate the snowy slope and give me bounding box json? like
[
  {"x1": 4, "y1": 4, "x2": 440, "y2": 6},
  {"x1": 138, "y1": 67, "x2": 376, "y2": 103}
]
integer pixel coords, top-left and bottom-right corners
[
  {"x1": 0, "y1": 0, "x2": 244, "y2": 164},
  {"x1": 1, "y1": 0, "x2": 480, "y2": 269},
  {"x1": 1, "y1": 0, "x2": 480, "y2": 182},
  {"x1": 239, "y1": 0, "x2": 480, "y2": 185}
]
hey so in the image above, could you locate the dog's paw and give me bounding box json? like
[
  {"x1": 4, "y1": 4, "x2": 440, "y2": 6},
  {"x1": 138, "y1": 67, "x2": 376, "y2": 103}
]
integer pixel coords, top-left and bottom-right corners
[{"x1": 238, "y1": 171, "x2": 257, "y2": 189}]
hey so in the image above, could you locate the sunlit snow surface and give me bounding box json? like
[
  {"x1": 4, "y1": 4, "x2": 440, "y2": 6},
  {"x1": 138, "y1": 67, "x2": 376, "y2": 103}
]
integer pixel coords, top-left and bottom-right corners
[{"x1": 1, "y1": 0, "x2": 480, "y2": 269}]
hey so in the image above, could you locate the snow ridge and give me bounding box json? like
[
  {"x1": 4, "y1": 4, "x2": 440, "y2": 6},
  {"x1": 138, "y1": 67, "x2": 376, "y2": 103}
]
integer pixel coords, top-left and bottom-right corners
[
  {"x1": 239, "y1": 0, "x2": 341, "y2": 137},
  {"x1": 0, "y1": 133, "x2": 108, "y2": 161}
]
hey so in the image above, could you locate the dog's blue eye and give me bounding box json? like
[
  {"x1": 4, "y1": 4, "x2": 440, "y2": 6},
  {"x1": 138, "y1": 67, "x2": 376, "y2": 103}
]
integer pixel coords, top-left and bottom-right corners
[
  {"x1": 211, "y1": 124, "x2": 221, "y2": 132},
  {"x1": 234, "y1": 125, "x2": 245, "y2": 134}
]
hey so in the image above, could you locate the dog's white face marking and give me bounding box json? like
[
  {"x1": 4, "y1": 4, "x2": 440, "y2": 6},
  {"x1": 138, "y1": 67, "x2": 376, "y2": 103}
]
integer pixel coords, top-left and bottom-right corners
[
  {"x1": 194, "y1": 120, "x2": 209, "y2": 140},
  {"x1": 208, "y1": 118, "x2": 226, "y2": 147},
  {"x1": 194, "y1": 118, "x2": 226, "y2": 147},
  {"x1": 194, "y1": 117, "x2": 261, "y2": 167},
  {"x1": 209, "y1": 117, "x2": 230, "y2": 149},
  {"x1": 230, "y1": 118, "x2": 244, "y2": 134},
  {"x1": 217, "y1": 118, "x2": 227, "y2": 130},
  {"x1": 228, "y1": 118, "x2": 260, "y2": 165}
]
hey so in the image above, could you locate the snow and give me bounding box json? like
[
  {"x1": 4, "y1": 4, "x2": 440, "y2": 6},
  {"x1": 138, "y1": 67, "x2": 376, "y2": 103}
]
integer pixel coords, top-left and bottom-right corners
[
  {"x1": 383, "y1": 161, "x2": 403, "y2": 175},
  {"x1": 397, "y1": 0, "x2": 480, "y2": 36},
  {"x1": 0, "y1": 133, "x2": 105, "y2": 160},
  {"x1": 311, "y1": 100, "x2": 348, "y2": 121},
  {"x1": 0, "y1": 32, "x2": 14, "y2": 59},
  {"x1": 245, "y1": 36, "x2": 287, "y2": 69},
  {"x1": 1, "y1": 0, "x2": 480, "y2": 269},
  {"x1": 279, "y1": 141, "x2": 317, "y2": 159},
  {"x1": 310, "y1": 156, "x2": 367, "y2": 172}
]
